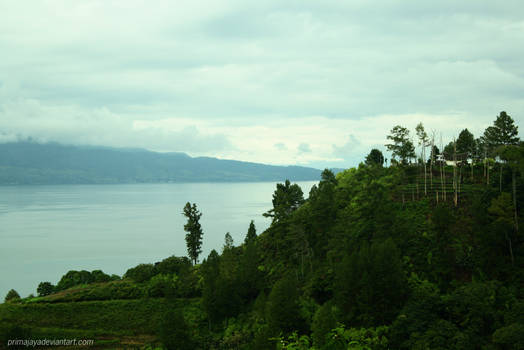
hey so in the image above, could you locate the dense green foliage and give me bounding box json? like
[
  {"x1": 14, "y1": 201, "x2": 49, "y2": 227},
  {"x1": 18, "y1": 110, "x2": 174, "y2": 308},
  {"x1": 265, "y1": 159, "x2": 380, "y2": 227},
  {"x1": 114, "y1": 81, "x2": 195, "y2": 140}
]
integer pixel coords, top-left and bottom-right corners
[
  {"x1": 386, "y1": 125, "x2": 416, "y2": 164},
  {"x1": 36, "y1": 282, "x2": 54, "y2": 297},
  {"x1": 365, "y1": 148, "x2": 384, "y2": 166},
  {"x1": 183, "y1": 202, "x2": 204, "y2": 265},
  {"x1": 4, "y1": 289, "x2": 20, "y2": 303},
  {"x1": 55, "y1": 269, "x2": 117, "y2": 291}
]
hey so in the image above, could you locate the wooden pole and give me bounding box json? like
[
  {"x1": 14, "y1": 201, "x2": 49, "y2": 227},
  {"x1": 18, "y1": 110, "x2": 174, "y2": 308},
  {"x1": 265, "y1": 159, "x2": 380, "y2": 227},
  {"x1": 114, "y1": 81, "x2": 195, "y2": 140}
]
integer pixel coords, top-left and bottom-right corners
[{"x1": 453, "y1": 139, "x2": 457, "y2": 207}]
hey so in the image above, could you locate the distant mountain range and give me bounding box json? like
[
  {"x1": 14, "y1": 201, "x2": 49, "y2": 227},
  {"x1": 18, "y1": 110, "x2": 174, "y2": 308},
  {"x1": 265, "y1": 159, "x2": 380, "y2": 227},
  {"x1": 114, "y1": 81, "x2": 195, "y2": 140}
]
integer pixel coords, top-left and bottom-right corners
[{"x1": 0, "y1": 142, "x2": 326, "y2": 184}]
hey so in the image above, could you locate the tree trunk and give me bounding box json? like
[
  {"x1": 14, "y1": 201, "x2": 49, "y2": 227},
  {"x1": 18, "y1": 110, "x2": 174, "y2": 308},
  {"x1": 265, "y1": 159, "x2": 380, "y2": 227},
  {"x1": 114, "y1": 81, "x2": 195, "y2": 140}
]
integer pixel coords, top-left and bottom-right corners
[
  {"x1": 513, "y1": 168, "x2": 518, "y2": 233},
  {"x1": 453, "y1": 141, "x2": 457, "y2": 207},
  {"x1": 507, "y1": 232, "x2": 514, "y2": 266},
  {"x1": 487, "y1": 161, "x2": 490, "y2": 186},
  {"x1": 430, "y1": 135, "x2": 434, "y2": 189},
  {"x1": 484, "y1": 149, "x2": 487, "y2": 179},
  {"x1": 458, "y1": 167, "x2": 462, "y2": 206},
  {"x1": 424, "y1": 158, "x2": 427, "y2": 196},
  {"x1": 499, "y1": 163, "x2": 503, "y2": 193},
  {"x1": 441, "y1": 161, "x2": 446, "y2": 202}
]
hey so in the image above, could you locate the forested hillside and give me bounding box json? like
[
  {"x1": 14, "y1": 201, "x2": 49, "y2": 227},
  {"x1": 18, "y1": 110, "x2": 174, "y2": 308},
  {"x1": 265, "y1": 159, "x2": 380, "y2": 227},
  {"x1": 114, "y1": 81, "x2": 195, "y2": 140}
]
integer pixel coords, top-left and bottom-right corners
[
  {"x1": 2, "y1": 113, "x2": 523, "y2": 349},
  {"x1": 0, "y1": 142, "x2": 322, "y2": 184}
]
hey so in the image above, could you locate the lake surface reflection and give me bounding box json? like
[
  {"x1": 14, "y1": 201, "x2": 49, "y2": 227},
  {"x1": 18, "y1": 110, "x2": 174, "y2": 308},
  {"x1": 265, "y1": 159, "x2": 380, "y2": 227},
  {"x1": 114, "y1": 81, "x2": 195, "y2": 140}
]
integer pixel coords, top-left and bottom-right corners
[{"x1": 0, "y1": 181, "x2": 316, "y2": 298}]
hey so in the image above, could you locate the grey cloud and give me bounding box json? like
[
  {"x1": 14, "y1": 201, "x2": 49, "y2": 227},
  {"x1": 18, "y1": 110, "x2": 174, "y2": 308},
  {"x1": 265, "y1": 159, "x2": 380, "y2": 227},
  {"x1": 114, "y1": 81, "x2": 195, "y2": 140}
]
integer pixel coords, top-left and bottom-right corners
[
  {"x1": 274, "y1": 142, "x2": 287, "y2": 151},
  {"x1": 0, "y1": 99, "x2": 232, "y2": 154},
  {"x1": 298, "y1": 143, "x2": 311, "y2": 153}
]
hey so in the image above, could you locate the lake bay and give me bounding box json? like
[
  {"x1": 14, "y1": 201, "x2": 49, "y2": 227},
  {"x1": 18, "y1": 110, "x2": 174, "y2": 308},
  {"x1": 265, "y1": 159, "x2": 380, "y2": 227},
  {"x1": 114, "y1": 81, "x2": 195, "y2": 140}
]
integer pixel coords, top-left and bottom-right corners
[{"x1": 0, "y1": 181, "x2": 316, "y2": 298}]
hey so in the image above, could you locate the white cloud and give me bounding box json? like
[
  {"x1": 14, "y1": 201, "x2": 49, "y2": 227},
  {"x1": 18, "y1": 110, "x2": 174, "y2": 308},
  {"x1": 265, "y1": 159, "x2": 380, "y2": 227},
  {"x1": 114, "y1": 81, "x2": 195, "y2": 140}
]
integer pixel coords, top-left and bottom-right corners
[{"x1": 0, "y1": 1, "x2": 523, "y2": 168}]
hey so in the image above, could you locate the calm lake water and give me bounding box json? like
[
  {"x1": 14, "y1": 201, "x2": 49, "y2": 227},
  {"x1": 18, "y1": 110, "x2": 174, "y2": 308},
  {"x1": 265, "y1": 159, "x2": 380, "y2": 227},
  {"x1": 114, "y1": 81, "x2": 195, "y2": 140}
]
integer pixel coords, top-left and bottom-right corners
[{"x1": 0, "y1": 181, "x2": 316, "y2": 299}]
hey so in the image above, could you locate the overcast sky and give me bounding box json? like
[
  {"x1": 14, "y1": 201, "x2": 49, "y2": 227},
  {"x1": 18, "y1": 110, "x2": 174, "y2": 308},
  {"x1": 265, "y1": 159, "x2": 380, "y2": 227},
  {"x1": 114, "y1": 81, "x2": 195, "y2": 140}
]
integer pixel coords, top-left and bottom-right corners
[{"x1": 1, "y1": 1, "x2": 523, "y2": 168}]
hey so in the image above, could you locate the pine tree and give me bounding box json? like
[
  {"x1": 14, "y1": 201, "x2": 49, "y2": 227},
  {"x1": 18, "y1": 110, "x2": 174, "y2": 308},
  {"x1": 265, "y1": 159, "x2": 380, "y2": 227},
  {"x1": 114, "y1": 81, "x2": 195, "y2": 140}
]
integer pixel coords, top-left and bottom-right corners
[
  {"x1": 223, "y1": 232, "x2": 234, "y2": 251},
  {"x1": 4, "y1": 289, "x2": 20, "y2": 303},
  {"x1": 182, "y1": 202, "x2": 203, "y2": 265},
  {"x1": 483, "y1": 111, "x2": 519, "y2": 150},
  {"x1": 244, "y1": 220, "x2": 257, "y2": 245},
  {"x1": 263, "y1": 180, "x2": 305, "y2": 223},
  {"x1": 456, "y1": 129, "x2": 476, "y2": 158},
  {"x1": 365, "y1": 149, "x2": 385, "y2": 166},
  {"x1": 266, "y1": 275, "x2": 305, "y2": 335}
]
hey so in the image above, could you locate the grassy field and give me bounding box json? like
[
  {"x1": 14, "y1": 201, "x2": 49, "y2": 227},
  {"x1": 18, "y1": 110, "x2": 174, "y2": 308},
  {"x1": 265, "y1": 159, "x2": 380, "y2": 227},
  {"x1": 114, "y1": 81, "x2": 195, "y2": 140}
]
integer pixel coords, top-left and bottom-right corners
[{"x1": 0, "y1": 297, "x2": 203, "y2": 349}]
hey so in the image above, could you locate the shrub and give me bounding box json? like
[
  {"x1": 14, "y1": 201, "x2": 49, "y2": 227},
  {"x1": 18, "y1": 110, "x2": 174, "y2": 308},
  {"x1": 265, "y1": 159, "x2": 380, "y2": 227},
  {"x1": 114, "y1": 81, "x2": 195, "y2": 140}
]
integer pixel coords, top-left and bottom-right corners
[
  {"x1": 147, "y1": 274, "x2": 178, "y2": 298},
  {"x1": 4, "y1": 289, "x2": 21, "y2": 303},
  {"x1": 155, "y1": 256, "x2": 191, "y2": 275},
  {"x1": 37, "y1": 282, "x2": 55, "y2": 297},
  {"x1": 159, "y1": 309, "x2": 195, "y2": 350},
  {"x1": 312, "y1": 302, "x2": 338, "y2": 348},
  {"x1": 124, "y1": 264, "x2": 156, "y2": 283},
  {"x1": 91, "y1": 270, "x2": 112, "y2": 283}
]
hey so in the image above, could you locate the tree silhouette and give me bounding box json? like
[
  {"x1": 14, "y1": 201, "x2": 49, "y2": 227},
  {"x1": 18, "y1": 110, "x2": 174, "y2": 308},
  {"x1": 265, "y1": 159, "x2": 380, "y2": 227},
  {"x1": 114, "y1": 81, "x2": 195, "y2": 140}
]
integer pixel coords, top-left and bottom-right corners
[
  {"x1": 244, "y1": 220, "x2": 257, "y2": 245},
  {"x1": 263, "y1": 180, "x2": 305, "y2": 223},
  {"x1": 365, "y1": 149, "x2": 384, "y2": 166},
  {"x1": 386, "y1": 125, "x2": 416, "y2": 164},
  {"x1": 183, "y1": 202, "x2": 203, "y2": 265}
]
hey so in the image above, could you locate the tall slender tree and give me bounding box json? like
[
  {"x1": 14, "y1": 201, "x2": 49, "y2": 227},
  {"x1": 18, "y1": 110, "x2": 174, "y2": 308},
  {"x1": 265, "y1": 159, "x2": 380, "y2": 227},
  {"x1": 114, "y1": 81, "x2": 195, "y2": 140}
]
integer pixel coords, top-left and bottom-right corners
[
  {"x1": 183, "y1": 202, "x2": 204, "y2": 265},
  {"x1": 223, "y1": 232, "x2": 234, "y2": 251},
  {"x1": 244, "y1": 220, "x2": 257, "y2": 245},
  {"x1": 416, "y1": 123, "x2": 429, "y2": 195}
]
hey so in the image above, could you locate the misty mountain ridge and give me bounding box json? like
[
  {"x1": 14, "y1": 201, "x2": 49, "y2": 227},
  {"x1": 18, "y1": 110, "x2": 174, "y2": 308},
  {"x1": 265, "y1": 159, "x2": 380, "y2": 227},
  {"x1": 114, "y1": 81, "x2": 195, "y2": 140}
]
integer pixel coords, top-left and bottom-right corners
[{"x1": 0, "y1": 141, "x2": 324, "y2": 184}]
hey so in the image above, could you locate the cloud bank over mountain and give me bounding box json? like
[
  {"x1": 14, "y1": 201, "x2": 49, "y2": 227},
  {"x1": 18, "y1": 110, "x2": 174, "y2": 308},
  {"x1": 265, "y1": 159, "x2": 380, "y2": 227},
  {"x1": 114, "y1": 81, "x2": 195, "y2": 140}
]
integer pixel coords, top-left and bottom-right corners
[{"x1": 1, "y1": 1, "x2": 523, "y2": 168}]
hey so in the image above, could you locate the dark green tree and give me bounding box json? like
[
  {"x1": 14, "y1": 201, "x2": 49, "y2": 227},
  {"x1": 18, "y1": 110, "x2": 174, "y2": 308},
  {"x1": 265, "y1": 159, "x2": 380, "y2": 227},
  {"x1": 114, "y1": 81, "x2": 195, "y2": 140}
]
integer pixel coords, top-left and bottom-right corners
[
  {"x1": 321, "y1": 168, "x2": 337, "y2": 184},
  {"x1": 223, "y1": 232, "x2": 234, "y2": 251},
  {"x1": 488, "y1": 192, "x2": 516, "y2": 265},
  {"x1": 201, "y1": 250, "x2": 221, "y2": 323},
  {"x1": 266, "y1": 275, "x2": 305, "y2": 335},
  {"x1": 443, "y1": 141, "x2": 455, "y2": 159},
  {"x1": 55, "y1": 270, "x2": 95, "y2": 291},
  {"x1": 91, "y1": 270, "x2": 111, "y2": 283},
  {"x1": 456, "y1": 128, "x2": 476, "y2": 158},
  {"x1": 385, "y1": 125, "x2": 416, "y2": 164},
  {"x1": 183, "y1": 202, "x2": 204, "y2": 265},
  {"x1": 365, "y1": 149, "x2": 385, "y2": 166},
  {"x1": 4, "y1": 289, "x2": 20, "y2": 303},
  {"x1": 483, "y1": 111, "x2": 519, "y2": 150},
  {"x1": 37, "y1": 282, "x2": 55, "y2": 297},
  {"x1": 201, "y1": 249, "x2": 241, "y2": 324},
  {"x1": 335, "y1": 239, "x2": 406, "y2": 326},
  {"x1": 244, "y1": 220, "x2": 257, "y2": 245},
  {"x1": 159, "y1": 309, "x2": 195, "y2": 350},
  {"x1": 124, "y1": 264, "x2": 155, "y2": 282},
  {"x1": 311, "y1": 302, "x2": 338, "y2": 348},
  {"x1": 430, "y1": 145, "x2": 440, "y2": 161},
  {"x1": 238, "y1": 239, "x2": 263, "y2": 302},
  {"x1": 263, "y1": 180, "x2": 305, "y2": 223}
]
